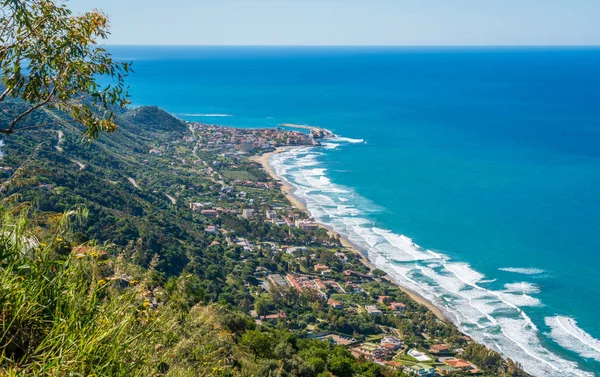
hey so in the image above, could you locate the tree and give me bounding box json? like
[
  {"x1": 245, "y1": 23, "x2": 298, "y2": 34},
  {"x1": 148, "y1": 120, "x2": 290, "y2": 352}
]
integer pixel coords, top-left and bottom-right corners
[
  {"x1": 239, "y1": 330, "x2": 273, "y2": 360},
  {"x1": 0, "y1": 0, "x2": 131, "y2": 138}
]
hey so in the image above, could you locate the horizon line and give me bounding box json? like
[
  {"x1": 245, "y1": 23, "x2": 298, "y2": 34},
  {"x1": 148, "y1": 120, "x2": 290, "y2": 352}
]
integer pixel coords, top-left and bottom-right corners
[{"x1": 103, "y1": 44, "x2": 600, "y2": 48}]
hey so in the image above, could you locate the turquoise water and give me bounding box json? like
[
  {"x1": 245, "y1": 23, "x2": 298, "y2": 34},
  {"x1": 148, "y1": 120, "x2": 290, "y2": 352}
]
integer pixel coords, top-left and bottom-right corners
[{"x1": 108, "y1": 46, "x2": 600, "y2": 376}]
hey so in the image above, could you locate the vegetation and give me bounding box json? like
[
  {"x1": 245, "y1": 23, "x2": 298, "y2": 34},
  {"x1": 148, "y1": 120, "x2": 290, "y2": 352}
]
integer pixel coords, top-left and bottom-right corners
[
  {"x1": 0, "y1": 0, "x2": 130, "y2": 138},
  {"x1": 0, "y1": 2, "x2": 531, "y2": 375}
]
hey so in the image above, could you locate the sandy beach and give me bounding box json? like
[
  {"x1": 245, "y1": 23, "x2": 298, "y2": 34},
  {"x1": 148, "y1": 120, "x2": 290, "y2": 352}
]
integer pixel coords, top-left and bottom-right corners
[{"x1": 250, "y1": 148, "x2": 447, "y2": 321}]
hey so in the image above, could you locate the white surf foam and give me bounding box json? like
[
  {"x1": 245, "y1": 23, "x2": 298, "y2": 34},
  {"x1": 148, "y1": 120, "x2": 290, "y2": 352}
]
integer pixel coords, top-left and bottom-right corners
[
  {"x1": 504, "y1": 282, "x2": 541, "y2": 294},
  {"x1": 332, "y1": 136, "x2": 364, "y2": 143},
  {"x1": 546, "y1": 316, "x2": 600, "y2": 362},
  {"x1": 500, "y1": 267, "x2": 547, "y2": 275},
  {"x1": 269, "y1": 144, "x2": 594, "y2": 377}
]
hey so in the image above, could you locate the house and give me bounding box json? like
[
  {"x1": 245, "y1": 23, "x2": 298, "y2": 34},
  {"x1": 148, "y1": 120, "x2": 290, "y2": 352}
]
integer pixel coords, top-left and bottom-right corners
[
  {"x1": 444, "y1": 358, "x2": 473, "y2": 371},
  {"x1": 265, "y1": 210, "x2": 277, "y2": 220},
  {"x1": 334, "y1": 252, "x2": 349, "y2": 263},
  {"x1": 264, "y1": 311, "x2": 287, "y2": 321},
  {"x1": 430, "y1": 343, "x2": 451, "y2": 355},
  {"x1": 380, "y1": 336, "x2": 403, "y2": 350},
  {"x1": 205, "y1": 225, "x2": 218, "y2": 234},
  {"x1": 314, "y1": 264, "x2": 331, "y2": 274},
  {"x1": 389, "y1": 302, "x2": 407, "y2": 314},
  {"x1": 377, "y1": 295, "x2": 391, "y2": 304},
  {"x1": 295, "y1": 219, "x2": 319, "y2": 231},
  {"x1": 201, "y1": 209, "x2": 218, "y2": 217},
  {"x1": 189, "y1": 202, "x2": 204, "y2": 211},
  {"x1": 405, "y1": 363, "x2": 436, "y2": 377},
  {"x1": 267, "y1": 274, "x2": 288, "y2": 288},
  {"x1": 407, "y1": 349, "x2": 432, "y2": 362},
  {"x1": 350, "y1": 343, "x2": 393, "y2": 361},
  {"x1": 328, "y1": 298, "x2": 343, "y2": 309},
  {"x1": 242, "y1": 209, "x2": 254, "y2": 219},
  {"x1": 365, "y1": 305, "x2": 382, "y2": 315},
  {"x1": 436, "y1": 365, "x2": 461, "y2": 376}
]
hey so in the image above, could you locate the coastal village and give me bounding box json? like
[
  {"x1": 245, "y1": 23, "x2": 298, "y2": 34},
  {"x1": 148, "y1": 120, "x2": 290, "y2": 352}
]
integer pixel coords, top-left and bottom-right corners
[
  {"x1": 146, "y1": 120, "x2": 499, "y2": 377},
  {"x1": 2, "y1": 103, "x2": 529, "y2": 377}
]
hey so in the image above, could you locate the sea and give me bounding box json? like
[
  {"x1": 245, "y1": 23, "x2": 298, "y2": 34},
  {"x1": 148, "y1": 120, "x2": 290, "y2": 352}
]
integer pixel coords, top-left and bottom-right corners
[{"x1": 107, "y1": 46, "x2": 600, "y2": 377}]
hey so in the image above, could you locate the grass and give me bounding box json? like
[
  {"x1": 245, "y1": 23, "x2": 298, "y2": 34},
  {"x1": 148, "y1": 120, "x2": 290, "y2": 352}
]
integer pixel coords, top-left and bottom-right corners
[
  {"x1": 221, "y1": 170, "x2": 257, "y2": 182},
  {"x1": 0, "y1": 206, "x2": 252, "y2": 376}
]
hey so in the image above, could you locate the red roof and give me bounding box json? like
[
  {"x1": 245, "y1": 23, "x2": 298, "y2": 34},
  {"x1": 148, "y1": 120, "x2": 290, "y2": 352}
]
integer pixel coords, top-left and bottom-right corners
[{"x1": 445, "y1": 359, "x2": 471, "y2": 369}]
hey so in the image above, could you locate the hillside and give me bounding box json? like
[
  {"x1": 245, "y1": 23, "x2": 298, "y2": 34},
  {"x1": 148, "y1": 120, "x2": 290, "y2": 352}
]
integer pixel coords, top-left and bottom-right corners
[
  {"x1": 122, "y1": 105, "x2": 188, "y2": 133},
  {"x1": 0, "y1": 103, "x2": 529, "y2": 377}
]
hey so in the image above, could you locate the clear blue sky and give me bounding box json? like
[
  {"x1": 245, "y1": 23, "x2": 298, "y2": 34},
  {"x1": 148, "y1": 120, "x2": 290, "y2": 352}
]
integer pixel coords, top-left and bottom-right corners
[{"x1": 69, "y1": 0, "x2": 600, "y2": 46}]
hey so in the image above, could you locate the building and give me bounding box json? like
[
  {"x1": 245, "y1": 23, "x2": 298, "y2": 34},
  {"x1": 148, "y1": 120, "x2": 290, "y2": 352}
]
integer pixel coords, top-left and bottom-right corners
[
  {"x1": 350, "y1": 343, "x2": 393, "y2": 361},
  {"x1": 189, "y1": 202, "x2": 204, "y2": 211},
  {"x1": 242, "y1": 209, "x2": 254, "y2": 219},
  {"x1": 436, "y1": 365, "x2": 461, "y2": 376},
  {"x1": 365, "y1": 305, "x2": 382, "y2": 315},
  {"x1": 295, "y1": 219, "x2": 319, "y2": 231},
  {"x1": 205, "y1": 225, "x2": 218, "y2": 234},
  {"x1": 327, "y1": 298, "x2": 343, "y2": 309},
  {"x1": 443, "y1": 358, "x2": 473, "y2": 372},
  {"x1": 389, "y1": 302, "x2": 407, "y2": 314},
  {"x1": 381, "y1": 336, "x2": 403, "y2": 350},
  {"x1": 201, "y1": 209, "x2": 218, "y2": 217},
  {"x1": 267, "y1": 274, "x2": 288, "y2": 288},
  {"x1": 264, "y1": 311, "x2": 287, "y2": 321},
  {"x1": 405, "y1": 363, "x2": 437, "y2": 377},
  {"x1": 314, "y1": 264, "x2": 331, "y2": 274},
  {"x1": 407, "y1": 349, "x2": 432, "y2": 362},
  {"x1": 265, "y1": 210, "x2": 277, "y2": 220},
  {"x1": 236, "y1": 141, "x2": 254, "y2": 152},
  {"x1": 430, "y1": 344, "x2": 451, "y2": 355},
  {"x1": 334, "y1": 252, "x2": 349, "y2": 263}
]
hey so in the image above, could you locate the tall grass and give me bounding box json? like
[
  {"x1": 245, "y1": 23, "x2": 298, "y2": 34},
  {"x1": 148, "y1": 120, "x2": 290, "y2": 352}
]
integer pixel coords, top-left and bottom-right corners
[{"x1": 0, "y1": 206, "x2": 248, "y2": 377}]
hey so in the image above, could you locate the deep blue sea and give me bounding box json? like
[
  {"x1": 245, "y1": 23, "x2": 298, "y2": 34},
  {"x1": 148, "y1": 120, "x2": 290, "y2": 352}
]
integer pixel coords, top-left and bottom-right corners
[{"x1": 108, "y1": 46, "x2": 600, "y2": 376}]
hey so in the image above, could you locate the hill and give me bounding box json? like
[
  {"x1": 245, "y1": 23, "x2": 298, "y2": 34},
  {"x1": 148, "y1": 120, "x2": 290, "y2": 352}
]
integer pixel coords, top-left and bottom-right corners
[
  {"x1": 0, "y1": 102, "x2": 529, "y2": 377},
  {"x1": 122, "y1": 105, "x2": 188, "y2": 133}
]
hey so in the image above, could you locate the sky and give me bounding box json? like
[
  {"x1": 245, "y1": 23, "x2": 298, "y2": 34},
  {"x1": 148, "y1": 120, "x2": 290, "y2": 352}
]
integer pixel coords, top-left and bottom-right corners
[{"x1": 69, "y1": 0, "x2": 600, "y2": 46}]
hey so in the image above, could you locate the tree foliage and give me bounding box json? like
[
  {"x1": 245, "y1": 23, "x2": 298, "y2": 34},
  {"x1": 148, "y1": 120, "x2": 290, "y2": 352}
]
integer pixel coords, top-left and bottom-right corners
[{"x1": 0, "y1": 0, "x2": 130, "y2": 138}]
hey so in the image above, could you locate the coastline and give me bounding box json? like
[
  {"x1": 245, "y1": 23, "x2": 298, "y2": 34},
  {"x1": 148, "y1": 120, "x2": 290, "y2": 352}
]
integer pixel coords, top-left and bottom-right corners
[{"x1": 250, "y1": 147, "x2": 448, "y2": 322}]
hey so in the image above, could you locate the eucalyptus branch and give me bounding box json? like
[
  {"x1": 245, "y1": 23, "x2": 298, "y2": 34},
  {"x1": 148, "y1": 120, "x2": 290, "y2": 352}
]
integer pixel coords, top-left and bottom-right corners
[{"x1": 0, "y1": 87, "x2": 56, "y2": 134}]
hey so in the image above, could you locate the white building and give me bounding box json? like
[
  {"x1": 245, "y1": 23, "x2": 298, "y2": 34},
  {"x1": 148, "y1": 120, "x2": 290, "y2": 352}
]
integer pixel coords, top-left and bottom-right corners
[
  {"x1": 242, "y1": 209, "x2": 254, "y2": 219},
  {"x1": 295, "y1": 219, "x2": 319, "y2": 231},
  {"x1": 365, "y1": 305, "x2": 382, "y2": 315}
]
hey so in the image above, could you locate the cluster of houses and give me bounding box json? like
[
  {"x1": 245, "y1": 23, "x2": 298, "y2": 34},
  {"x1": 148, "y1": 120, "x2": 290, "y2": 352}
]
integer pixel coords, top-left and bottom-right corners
[
  {"x1": 260, "y1": 262, "x2": 482, "y2": 377},
  {"x1": 186, "y1": 122, "x2": 319, "y2": 153}
]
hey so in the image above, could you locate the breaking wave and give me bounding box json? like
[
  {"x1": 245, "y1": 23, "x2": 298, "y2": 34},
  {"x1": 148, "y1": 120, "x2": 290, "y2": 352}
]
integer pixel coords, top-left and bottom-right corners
[
  {"x1": 546, "y1": 317, "x2": 600, "y2": 362},
  {"x1": 269, "y1": 141, "x2": 596, "y2": 377},
  {"x1": 331, "y1": 136, "x2": 364, "y2": 143},
  {"x1": 499, "y1": 267, "x2": 547, "y2": 275}
]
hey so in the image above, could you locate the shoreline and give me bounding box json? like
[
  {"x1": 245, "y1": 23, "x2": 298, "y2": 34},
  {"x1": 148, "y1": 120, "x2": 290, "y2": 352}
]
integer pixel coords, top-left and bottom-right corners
[{"x1": 250, "y1": 147, "x2": 448, "y2": 322}]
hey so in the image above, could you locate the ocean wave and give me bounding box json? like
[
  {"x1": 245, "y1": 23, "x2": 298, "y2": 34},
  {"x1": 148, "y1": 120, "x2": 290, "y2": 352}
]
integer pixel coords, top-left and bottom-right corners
[
  {"x1": 499, "y1": 267, "x2": 547, "y2": 275},
  {"x1": 178, "y1": 113, "x2": 233, "y2": 117},
  {"x1": 546, "y1": 316, "x2": 600, "y2": 362},
  {"x1": 332, "y1": 136, "x2": 365, "y2": 144},
  {"x1": 504, "y1": 282, "x2": 541, "y2": 294},
  {"x1": 322, "y1": 142, "x2": 340, "y2": 149},
  {"x1": 269, "y1": 144, "x2": 593, "y2": 377}
]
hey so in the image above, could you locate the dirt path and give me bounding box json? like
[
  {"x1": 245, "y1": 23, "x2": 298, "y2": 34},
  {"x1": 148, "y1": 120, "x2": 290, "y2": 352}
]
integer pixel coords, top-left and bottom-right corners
[
  {"x1": 55, "y1": 130, "x2": 64, "y2": 152},
  {"x1": 127, "y1": 177, "x2": 141, "y2": 189}
]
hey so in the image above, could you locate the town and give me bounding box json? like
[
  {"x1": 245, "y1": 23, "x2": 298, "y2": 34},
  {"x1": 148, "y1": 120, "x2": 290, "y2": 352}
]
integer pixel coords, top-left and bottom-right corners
[{"x1": 139, "y1": 119, "x2": 506, "y2": 376}]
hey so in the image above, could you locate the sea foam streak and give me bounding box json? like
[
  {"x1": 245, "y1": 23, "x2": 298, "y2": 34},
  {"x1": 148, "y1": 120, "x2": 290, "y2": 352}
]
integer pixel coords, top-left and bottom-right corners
[
  {"x1": 546, "y1": 317, "x2": 600, "y2": 362},
  {"x1": 499, "y1": 267, "x2": 546, "y2": 275},
  {"x1": 269, "y1": 142, "x2": 596, "y2": 377}
]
